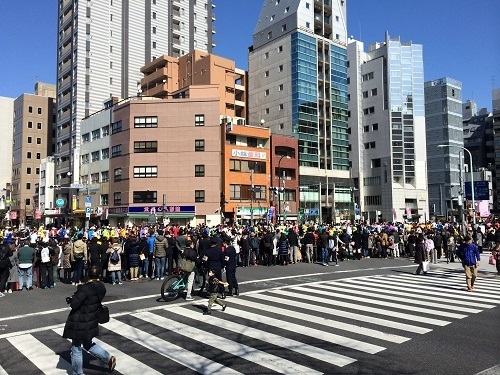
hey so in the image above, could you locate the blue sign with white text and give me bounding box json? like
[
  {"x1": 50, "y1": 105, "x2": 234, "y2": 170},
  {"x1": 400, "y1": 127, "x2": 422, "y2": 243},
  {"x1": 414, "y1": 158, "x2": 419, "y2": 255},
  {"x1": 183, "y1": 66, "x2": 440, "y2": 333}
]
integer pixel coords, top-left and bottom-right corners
[{"x1": 464, "y1": 181, "x2": 489, "y2": 201}]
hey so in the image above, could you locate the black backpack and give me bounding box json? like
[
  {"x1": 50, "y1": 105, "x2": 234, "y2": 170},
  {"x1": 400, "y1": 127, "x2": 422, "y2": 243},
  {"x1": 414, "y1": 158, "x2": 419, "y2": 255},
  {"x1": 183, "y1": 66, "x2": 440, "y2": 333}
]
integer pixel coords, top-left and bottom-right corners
[{"x1": 110, "y1": 250, "x2": 120, "y2": 264}]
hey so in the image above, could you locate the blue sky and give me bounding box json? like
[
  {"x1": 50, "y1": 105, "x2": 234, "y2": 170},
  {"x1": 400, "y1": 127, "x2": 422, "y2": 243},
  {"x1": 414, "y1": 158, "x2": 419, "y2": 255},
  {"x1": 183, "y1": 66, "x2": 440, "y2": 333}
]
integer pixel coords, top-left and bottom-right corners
[{"x1": 0, "y1": 0, "x2": 498, "y2": 110}]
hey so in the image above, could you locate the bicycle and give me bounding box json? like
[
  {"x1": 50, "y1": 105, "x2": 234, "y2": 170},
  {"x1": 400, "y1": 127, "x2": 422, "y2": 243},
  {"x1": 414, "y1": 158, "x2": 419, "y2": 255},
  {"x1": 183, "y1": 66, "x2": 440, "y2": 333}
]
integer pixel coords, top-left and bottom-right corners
[{"x1": 160, "y1": 262, "x2": 206, "y2": 301}]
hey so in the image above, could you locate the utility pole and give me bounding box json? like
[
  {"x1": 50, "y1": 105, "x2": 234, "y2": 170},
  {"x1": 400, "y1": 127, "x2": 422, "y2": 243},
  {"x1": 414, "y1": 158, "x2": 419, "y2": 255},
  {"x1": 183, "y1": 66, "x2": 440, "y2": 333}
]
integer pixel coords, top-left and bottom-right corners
[{"x1": 250, "y1": 169, "x2": 254, "y2": 226}]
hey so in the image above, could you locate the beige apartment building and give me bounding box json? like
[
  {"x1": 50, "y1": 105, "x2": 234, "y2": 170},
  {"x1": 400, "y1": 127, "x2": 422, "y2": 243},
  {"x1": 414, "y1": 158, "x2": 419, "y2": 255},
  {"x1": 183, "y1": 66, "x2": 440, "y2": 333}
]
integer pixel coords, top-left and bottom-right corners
[
  {"x1": 140, "y1": 50, "x2": 248, "y2": 125},
  {"x1": 108, "y1": 85, "x2": 222, "y2": 226},
  {"x1": 12, "y1": 83, "x2": 56, "y2": 227}
]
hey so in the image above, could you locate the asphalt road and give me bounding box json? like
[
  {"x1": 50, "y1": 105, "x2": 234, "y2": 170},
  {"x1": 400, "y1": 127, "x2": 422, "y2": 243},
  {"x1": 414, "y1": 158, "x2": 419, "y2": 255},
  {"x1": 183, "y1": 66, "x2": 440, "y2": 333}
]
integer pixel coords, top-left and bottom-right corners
[{"x1": 1, "y1": 255, "x2": 499, "y2": 375}]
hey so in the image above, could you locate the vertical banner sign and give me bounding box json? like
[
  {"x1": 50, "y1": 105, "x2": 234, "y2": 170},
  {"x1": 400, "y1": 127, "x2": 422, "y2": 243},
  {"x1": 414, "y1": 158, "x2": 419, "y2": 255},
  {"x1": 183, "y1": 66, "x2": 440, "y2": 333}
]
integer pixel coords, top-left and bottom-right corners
[{"x1": 72, "y1": 195, "x2": 77, "y2": 211}]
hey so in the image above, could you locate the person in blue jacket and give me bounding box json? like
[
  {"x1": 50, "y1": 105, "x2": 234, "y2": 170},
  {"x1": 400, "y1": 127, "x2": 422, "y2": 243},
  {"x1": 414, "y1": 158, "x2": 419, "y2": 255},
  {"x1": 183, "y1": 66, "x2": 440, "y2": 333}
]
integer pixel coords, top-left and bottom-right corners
[{"x1": 456, "y1": 235, "x2": 481, "y2": 292}]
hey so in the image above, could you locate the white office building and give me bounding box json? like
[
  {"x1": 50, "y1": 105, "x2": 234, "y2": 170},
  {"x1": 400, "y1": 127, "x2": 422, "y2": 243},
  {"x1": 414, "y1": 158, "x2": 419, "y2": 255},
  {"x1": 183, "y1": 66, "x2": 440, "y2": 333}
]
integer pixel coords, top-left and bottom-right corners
[
  {"x1": 0, "y1": 97, "x2": 14, "y2": 195},
  {"x1": 348, "y1": 33, "x2": 429, "y2": 223},
  {"x1": 55, "y1": 0, "x2": 216, "y2": 187}
]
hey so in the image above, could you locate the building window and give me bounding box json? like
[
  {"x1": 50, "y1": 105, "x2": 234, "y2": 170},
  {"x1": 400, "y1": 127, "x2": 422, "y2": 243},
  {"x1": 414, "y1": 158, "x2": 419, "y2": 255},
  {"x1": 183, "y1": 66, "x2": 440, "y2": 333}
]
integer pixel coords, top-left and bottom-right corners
[
  {"x1": 92, "y1": 129, "x2": 100, "y2": 140},
  {"x1": 306, "y1": 22, "x2": 310, "y2": 28},
  {"x1": 114, "y1": 192, "x2": 121, "y2": 205},
  {"x1": 114, "y1": 168, "x2": 122, "y2": 181},
  {"x1": 134, "y1": 141, "x2": 158, "y2": 153},
  {"x1": 270, "y1": 14, "x2": 275, "y2": 21},
  {"x1": 134, "y1": 166, "x2": 158, "y2": 178},
  {"x1": 111, "y1": 120, "x2": 122, "y2": 134},
  {"x1": 279, "y1": 84, "x2": 283, "y2": 91},
  {"x1": 371, "y1": 158, "x2": 381, "y2": 168},
  {"x1": 371, "y1": 88, "x2": 378, "y2": 96},
  {"x1": 267, "y1": 31, "x2": 272, "y2": 39},
  {"x1": 279, "y1": 123, "x2": 284, "y2": 130},
  {"x1": 195, "y1": 165, "x2": 205, "y2": 177},
  {"x1": 264, "y1": 52, "x2": 269, "y2": 59},
  {"x1": 265, "y1": 108, "x2": 270, "y2": 114},
  {"x1": 27, "y1": 136, "x2": 32, "y2": 144},
  {"x1": 38, "y1": 108, "x2": 42, "y2": 114},
  {"x1": 285, "y1": 6, "x2": 289, "y2": 13},
  {"x1": 247, "y1": 137, "x2": 258, "y2": 147},
  {"x1": 91, "y1": 173, "x2": 99, "y2": 183},
  {"x1": 82, "y1": 154, "x2": 89, "y2": 164},
  {"x1": 281, "y1": 24, "x2": 286, "y2": 32},
  {"x1": 91, "y1": 151, "x2": 100, "y2": 162},
  {"x1": 363, "y1": 106, "x2": 375, "y2": 115},
  {"x1": 36, "y1": 153, "x2": 40, "y2": 159},
  {"x1": 226, "y1": 134, "x2": 236, "y2": 144},
  {"x1": 27, "y1": 152, "x2": 32, "y2": 159},
  {"x1": 265, "y1": 89, "x2": 269, "y2": 96},
  {"x1": 36, "y1": 168, "x2": 39, "y2": 175},
  {"x1": 134, "y1": 116, "x2": 158, "y2": 128},
  {"x1": 101, "y1": 171, "x2": 109, "y2": 182},
  {"x1": 102, "y1": 125, "x2": 109, "y2": 136},
  {"x1": 363, "y1": 91, "x2": 368, "y2": 98},
  {"x1": 195, "y1": 139, "x2": 205, "y2": 151},
  {"x1": 194, "y1": 114, "x2": 205, "y2": 127},
  {"x1": 195, "y1": 190, "x2": 205, "y2": 202},
  {"x1": 230, "y1": 184, "x2": 266, "y2": 200},
  {"x1": 133, "y1": 191, "x2": 157, "y2": 203},
  {"x1": 111, "y1": 145, "x2": 122, "y2": 158},
  {"x1": 28, "y1": 121, "x2": 33, "y2": 128},
  {"x1": 27, "y1": 167, "x2": 32, "y2": 174},
  {"x1": 279, "y1": 103, "x2": 284, "y2": 111},
  {"x1": 36, "y1": 137, "x2": 41, "y2": 144},
  {"x1": 362, "y1": 72, "x2": 374, "y2": 81},
  {"x1": 364, "y1": 125, "x2": 369, "y2": 132},
  {"x1": 101, "y1": 194, "x2": 109, "y2": 205},
  {"x1": 29, "y1": 106, "x2": 33, "y2": 113},
  {"x1": 102, "y1": 148, "x2": 109, "y2": 159},
  {"x1": 37, "y1": 122, "x2": 42, "y2": 129},
  {"x1": 152, "y1": 41, "x2": 156, "y2": 49},
  {"x1": 265, "y1": 70, "x2": 269, "y2": 78},
  {"x1": 230, "y1": 160, "x2": 266, "y2": 173},
  {"x1": 372, "y1": 123, "x2": 379, "y2": 131},
  {"x1": 278, "y1": 65, "x2": 283, "y2": 72},
  {"x1": 152, "y1": 26, "x2": 156, "y2": 34}
]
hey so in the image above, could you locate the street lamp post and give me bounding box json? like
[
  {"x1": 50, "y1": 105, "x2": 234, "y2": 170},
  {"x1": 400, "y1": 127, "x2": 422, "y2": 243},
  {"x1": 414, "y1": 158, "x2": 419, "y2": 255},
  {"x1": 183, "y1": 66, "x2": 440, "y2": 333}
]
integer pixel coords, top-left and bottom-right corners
[
  {"x1": 277, "y1": 155, "x2": 286, "y2": 225},
  {"x1": 437, "y1": 145, "x2": 475, "y2": 225}
]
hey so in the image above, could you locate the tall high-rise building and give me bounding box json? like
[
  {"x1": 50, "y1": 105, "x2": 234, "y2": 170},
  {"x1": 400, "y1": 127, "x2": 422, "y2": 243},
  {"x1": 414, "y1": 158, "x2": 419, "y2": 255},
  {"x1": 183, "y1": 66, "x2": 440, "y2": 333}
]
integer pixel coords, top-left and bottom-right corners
[
  {"x1": 55, "y1": 0, "x2": 215, "y2": 187},
  {"x1": 248, "y1": 0, "x2": 350, "y2": 223},
  {"x1": 348, "y1": 34, "x2": 428, "y2": 223},
  {"x1": 0, "y1": 97, "x2": 14, "y2": 196},
  {"x1": 424, "y1": 77, "x2": 463, "y2": 218},
  {"x1": 12, "y1": 83, "x2": 56, "y2": 227}
]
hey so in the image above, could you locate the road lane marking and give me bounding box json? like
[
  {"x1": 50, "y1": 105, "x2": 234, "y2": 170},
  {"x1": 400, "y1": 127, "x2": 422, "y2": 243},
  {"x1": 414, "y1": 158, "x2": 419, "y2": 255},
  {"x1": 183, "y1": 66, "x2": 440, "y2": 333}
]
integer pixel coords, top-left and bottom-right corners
[
  {"x1": 247, "y1": 294, "x2": 411, "y2": 342},
  {"x1": 134, "y1": 311, "x2": 323, "y2": 375},
  {"x1": 7, "y1": 334, "x2": 73, "y2": 375},
  {"x1": 170, "y1": 306, "x2": 349, "y2": 366},
  {"x1": 103, "y1": 318, "x2": 243, "y2": 375},
  {"x1": 53, "y1": 328, "x2": 163, "y2": 375},
  {"x1": 225, "y1": 298, "x2": 386, "y2": 355}
]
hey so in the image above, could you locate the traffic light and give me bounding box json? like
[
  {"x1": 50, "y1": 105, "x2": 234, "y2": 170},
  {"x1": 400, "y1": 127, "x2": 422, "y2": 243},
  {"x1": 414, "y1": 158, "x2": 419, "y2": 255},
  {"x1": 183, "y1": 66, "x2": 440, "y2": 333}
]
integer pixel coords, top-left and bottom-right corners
[{"x1": 49, "y1": 185, "x2": 62, "y2": 190}]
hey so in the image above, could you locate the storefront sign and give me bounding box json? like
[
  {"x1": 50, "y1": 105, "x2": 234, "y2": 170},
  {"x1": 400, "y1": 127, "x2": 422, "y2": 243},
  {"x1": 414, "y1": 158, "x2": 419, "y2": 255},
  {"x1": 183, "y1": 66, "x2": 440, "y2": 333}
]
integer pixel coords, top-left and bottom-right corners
[
  {"x1": 231, "y1": 149, "x2": 266, "y2": 160},
  {"x1": 109, "y1": 206, "x2": 196, "y2": 215}
]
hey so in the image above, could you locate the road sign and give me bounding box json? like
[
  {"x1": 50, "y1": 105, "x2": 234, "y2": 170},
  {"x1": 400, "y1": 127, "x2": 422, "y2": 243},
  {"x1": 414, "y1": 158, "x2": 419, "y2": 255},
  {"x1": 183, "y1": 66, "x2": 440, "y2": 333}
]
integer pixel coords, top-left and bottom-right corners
[
  {"x1": 85, "y1": 202, "x2": 92, "y2": 208},
  {"x1": 56, "y1": 198, "x2": 65, "y2": 207},
  {"x1": 85, "y1": 196, "x2": 92, "y2": 203},
  {"x1": 85, "y1": 207, "x2": 92, "y2": 214},
  {"x1": 70, "y1": 183, "x2": 84, "y2": 189}
]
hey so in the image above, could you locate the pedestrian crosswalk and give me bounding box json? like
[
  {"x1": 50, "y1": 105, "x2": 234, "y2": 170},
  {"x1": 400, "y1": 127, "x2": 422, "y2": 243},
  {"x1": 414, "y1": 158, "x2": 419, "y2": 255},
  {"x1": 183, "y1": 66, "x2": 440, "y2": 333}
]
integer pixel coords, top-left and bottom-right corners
[{"x1": 1, "y1": 270, "x2": 499, "y2": 375}]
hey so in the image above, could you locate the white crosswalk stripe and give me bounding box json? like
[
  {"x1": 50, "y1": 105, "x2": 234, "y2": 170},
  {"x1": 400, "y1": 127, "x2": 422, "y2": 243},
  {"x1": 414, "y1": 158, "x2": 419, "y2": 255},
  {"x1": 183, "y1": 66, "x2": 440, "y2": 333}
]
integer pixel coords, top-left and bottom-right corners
[
  {"x1": 52, "y1": 328, "x2": 163, "y2": 375},
  {"x1": 134, "y1": 311, "x2": 323, "y2": 374},
  {"x1": 314, "y1": 281, "x2": 483, "y2": 313},
  {"x1": 1, "y1": 269, "x2": 498, "y2": 375},
  {"x1": 174, "y1": 307, "x2": 348, "y2": 366},
  {"x1": 7, "y1": 334, "x2": 72, "y2": 374},
  {"x1": 337, "y1": 277, "x2": 496, "y2": 309},
  {"x1": 103, "y1": 318, "x2": 244, "y2": 375}
]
